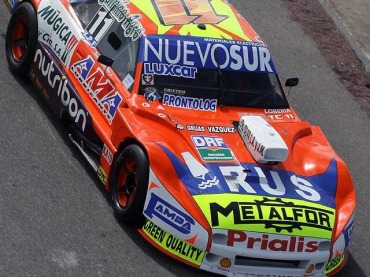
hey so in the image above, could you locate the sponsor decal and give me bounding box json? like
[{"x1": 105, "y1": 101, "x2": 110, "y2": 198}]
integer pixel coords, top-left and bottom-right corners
[
  {"x1": 144, "y1": 63, "x2": 197, "y2": 79},
  {"x1": 324, "y1": 252, "x2": 345, "y2": 274},
  {"x1": 219, "y1": 164, "x2": 321, "y2": 202},
  {"x1": 144, "y1": 193, "x2": 195, "y2": 235},
  {"x1": 195, "y1": 195, "x2": 335, "y2": 239},
  {"x1": 33, "y1": 49, "x2": 87, "y2": 131},
  {"x1": 152, "y1": 0, "x2": 227, "y2": 25},
  {"x1": 192, "y1": 136, "x2": 234, "y2": 162},
  {"x1": 144, "y1": 173, "x2": 210, "y2": 250},
  {"x1": 140, "y1": 36, "x2": 276, "y2": 73},
  {"x1": 220, "y1": 258, "x2": 232, "y2": 269},
  {"x1": 238, "y1": 120, "x2": 266, "y2": 156},
  {"x1": 264, "y1": 109, "x2": 295, "y2": 120},
  {"x1": 163, "y1": 88, "x2": 186, "y2": 95},
  {"x1": 176, "y1": 124, "x2": 184, "y2": 130},
  {"x1": 162, "y1": 94, "x2": 217, "y2": 112},
  {"x1": 142, "y1": 220, "x2": 205, "y2": 265},
  {"x1": 82, "y1": 30, "x2": 97, "y2": 47},
  {"x1": 97, "y1": 166, "x2": 108, "y2": 184},
  {"x1": 38, "y1": 4, "x2": 79, "y2": 65},
  {"x1": 142, "y1": 74, "x2": 154, "y2": 85},
  {"x1": 330, "y1": 213, "x2": 354, "y2": 258},
  {"x1": 160, "y1": 145, "x2": 337, "y2": 207},
  {"x1": 144, "y1": 87, "x2": 161, "y2": 102},
  {"x1": 122, "y1": 73, "x2": 134, "y2": 90},
  {"x1": 181, "y1": 152, "x2": 220, "y2": 190},
  {"x1": 306, "y1": 264, "x2": 315, "y2": 274},
  {"x1": 236, "y1": 116, "x2": 289, "y2": 163},
  {"x1": 227, "y1": 231, "x2": 319, "y2": 253},
  {"x1": 71, "y1": 56, "x2": 122, "y2": 123},
  {"x1": 207, "y1": 126, "x2": 235, "y2": 133},
  {"x1": 264, "y1": 109, "x2": 292, "y2": 114},
  {"x1": 187, "y1": 125, "x2": 205, "y2": 132},
  {"x1": 87, "y1": 1, "x2": 144, "y2": 42},
  {"x1": 343, "y1": 214, "x2": 354, "y2": 249},
  {"x1": 102, "y1": 145, "x2": 113, "y2": 165}
]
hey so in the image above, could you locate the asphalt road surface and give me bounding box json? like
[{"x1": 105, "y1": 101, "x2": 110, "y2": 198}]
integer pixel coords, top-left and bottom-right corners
[{"x1": 0, "y1": 1, "x2": 369, "y2": 276}]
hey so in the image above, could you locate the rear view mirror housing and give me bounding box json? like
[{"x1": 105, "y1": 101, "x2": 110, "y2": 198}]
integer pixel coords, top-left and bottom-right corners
[{"x1": 285, "y1": 78, "x2": 299, "y2": 87}]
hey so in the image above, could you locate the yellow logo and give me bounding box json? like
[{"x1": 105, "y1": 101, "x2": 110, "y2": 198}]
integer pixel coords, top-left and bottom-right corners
[
  {"x1": 142, "y1": 220, "x2": 205, "y2": 265},
  {"x1": 194, "y1": 194, "x2": 335, "y2": 239}
]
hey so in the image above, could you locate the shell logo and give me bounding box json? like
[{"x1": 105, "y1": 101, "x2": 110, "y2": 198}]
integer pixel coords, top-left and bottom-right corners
[{"x1": 220, "y1": 258, "x2": 232, "y2": 268}]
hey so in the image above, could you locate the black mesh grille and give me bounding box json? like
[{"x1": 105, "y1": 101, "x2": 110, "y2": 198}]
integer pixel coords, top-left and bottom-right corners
[{"x1": 235, "y1": 256, "x2": 301, "y2": 268}]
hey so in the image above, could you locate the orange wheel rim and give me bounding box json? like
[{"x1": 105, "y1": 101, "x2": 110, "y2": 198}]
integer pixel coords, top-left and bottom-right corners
[
  {"x1": 11, "y1": 15, "x2": 29, "y2": 61},
  {"x1": 117, "y1": 157, "x2": 137, "y2": 208}
]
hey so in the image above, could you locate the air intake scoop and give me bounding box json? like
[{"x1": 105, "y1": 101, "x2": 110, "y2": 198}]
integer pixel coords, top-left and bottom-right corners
[{"x1": 238, "y1": 116, "x2": 288, "y2": 163}]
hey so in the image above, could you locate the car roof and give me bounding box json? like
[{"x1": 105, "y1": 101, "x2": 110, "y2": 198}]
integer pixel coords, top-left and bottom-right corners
[{"x1": 127, "y1": 0, "x2": 264, "y2": 43}]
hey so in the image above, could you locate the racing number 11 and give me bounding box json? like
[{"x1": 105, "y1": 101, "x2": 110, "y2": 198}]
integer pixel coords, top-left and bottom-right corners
[
  {"x1": 153, "y1": 0, "x2": 227, "y2": 25},
  {"x1": 87, "y1": 8, "x2": 114, "y2": 43}
]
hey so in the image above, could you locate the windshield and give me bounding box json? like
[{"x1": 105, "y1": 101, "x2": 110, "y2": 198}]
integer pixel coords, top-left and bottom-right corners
[
  {"x1": 138, "y1": 35, "x2": 289, "y2": 109},
  {"x1": 139, "y1": 68, "x2": 288, "y2": 109}
]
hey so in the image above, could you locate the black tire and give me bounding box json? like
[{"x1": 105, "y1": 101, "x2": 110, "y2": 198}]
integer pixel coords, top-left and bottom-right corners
[
  {"x1": 5, "y1": 2, "x2": 38, "y2": 77},
  {"x1": 110, "y1": 145, "x2": 149, "y2": 225}
]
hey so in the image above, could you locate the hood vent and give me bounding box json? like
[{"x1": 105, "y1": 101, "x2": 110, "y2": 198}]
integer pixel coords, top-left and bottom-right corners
[{"x1": 238, "y1": 116, "x2": 288, "y2": 163}]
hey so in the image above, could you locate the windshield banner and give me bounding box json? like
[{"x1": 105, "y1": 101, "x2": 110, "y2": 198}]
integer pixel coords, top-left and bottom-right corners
[{"x1": 139, "y1": 35, "x2": 276, "y2": 73}]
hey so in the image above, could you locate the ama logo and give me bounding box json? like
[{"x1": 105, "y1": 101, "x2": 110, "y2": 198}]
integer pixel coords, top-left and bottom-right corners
[
  {"x1": 71, "y1": 56, "x2": 122, "y2": 123},
  {"x1": 192, "y1": 136, "x2": 234, "y2": 162}
]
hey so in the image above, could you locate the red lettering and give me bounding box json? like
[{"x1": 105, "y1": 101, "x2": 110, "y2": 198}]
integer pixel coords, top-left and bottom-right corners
[
  {"x1": 268, "y1": 239, "x2": 288, "y2": 251},
  {"x1": 260, "y1": 234, "x2": 269, "y2": 250},
  {"x1": 297, "y1": 237, "x2": 305, "y2": 252},
  {"x1": 227, "y1": 230, "x2": 246, "y2": 246},
  {"x1": 289, "y1": 236, "x2": 296, "y2": 252},
  {"x1": 227, "y1": 231, "x2": 319, "y2": 253},
  {"x1": 306, "y1": 241, "x2": 319, "y2": 252},
  {"x1": 247, "y1": 236, "x2": 261, "y2": 249}
]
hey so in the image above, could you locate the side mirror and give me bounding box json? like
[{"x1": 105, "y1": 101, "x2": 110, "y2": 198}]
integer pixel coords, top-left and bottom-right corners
[
  {"x1": 285, "y1": 78, "x2": 299, "y2": 87},
  {"x1": 98, "y1": 55, "x2": 114, "y2": 67}
]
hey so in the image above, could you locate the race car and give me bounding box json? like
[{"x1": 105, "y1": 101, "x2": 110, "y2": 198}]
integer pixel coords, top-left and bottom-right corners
[{"x1": 4, "y1": 0, "x2": 355, "y2": 276}]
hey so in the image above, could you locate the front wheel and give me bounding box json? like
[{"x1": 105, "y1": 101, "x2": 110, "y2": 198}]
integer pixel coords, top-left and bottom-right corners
[
  {"x1": 110, "y1": 145, "x2": 149, "y2": 225},
  {"x1": 5, "y1": 2, "x2": 38, "y2": 77}
]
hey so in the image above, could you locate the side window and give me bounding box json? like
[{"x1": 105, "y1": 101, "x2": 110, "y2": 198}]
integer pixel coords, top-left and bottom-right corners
[
  {"x1": 70, "y1": 2, "x2": 140, "y2": 92},
  {"x1": 95, "y1": 21, "x2": 140, "y2": 92},
  {"x1": 70, "y1": 2, "x2": 101, "y2": 28}
]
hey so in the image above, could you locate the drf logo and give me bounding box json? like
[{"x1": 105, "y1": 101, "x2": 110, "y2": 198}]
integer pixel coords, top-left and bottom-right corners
[
  {"x1": 144, "y1": 193, "x2": 195, "y2": 235},
  {"x1": 192, "y1": 136, "x2": 234, "y2": 162}
]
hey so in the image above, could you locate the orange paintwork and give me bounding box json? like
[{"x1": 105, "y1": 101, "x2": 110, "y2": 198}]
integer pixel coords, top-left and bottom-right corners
[{"x1": 4, "y1": 0, "x2": 356, "y2": 276}]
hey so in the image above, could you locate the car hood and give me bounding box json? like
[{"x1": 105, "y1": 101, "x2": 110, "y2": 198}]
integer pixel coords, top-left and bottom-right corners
[
  {"x1": 151, "y1": 115, "x2": 338, "y2": 241},
  {"x1": 129, "y1": 101, "x2": 339, "y2": 240}
]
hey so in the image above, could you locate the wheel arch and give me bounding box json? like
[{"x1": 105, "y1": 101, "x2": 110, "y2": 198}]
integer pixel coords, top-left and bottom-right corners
[
  {"x1": 107, "y1": 137, "x2": 149, "y2": 191},
  {"x1": 9, "y1": 0, "x2": 41, "y2": 13}
]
